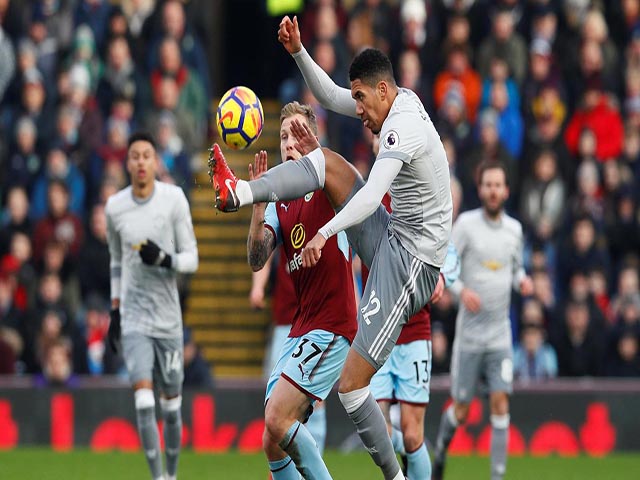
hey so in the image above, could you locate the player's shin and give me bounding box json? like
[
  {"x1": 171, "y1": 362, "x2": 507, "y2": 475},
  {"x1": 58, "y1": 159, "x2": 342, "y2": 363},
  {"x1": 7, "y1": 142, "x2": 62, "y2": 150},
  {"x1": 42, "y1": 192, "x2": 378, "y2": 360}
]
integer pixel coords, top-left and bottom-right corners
[
  {"x1": 406, "y1": 443, "x2": 431, "y2": 480},
  {"x1": 160, "y1": 396, "x2": 182, "y2": 479},
  {"x1": 433, "y1": 405, "x2": 459, "y2": 479},
  {"x1": 338, "y1": 387, "x2": 403, "y2": 480},
  {"x1": 134, "y1": 389, "x2": 164, "y2": 480},
  {"x1": 305, "y1": 404, "x2": 327, "y2": 456},
  {"x1": 490, "y1": 414, "x2": 510, "y2": 480},
  {"x1": 278, "y1": 421, "x2": 332, "y2": 480},
  {"x1": 248, "y1": 149, "x2": 324, "y2": 204}
]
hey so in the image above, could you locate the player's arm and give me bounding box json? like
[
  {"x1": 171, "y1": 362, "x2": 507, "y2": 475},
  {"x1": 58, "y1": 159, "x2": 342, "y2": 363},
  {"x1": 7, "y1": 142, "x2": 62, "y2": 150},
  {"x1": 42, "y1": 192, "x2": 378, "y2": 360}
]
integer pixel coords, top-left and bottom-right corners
[
  {"x1": 105, "y1": 204, "x2": 122, "y2": 352},
  {"x1": 247, "y1": 150, "x2": 277, "y2": 271},
  {"x1": 250, "y1": 255, "x2": 272, "y2": 309},
  {"x1": 278, "y1": 15, "x2": 357, "y2": 118},
  {"x1": 170, "y1": 190, "x2": 199, "y2": 273},
  {"x1": 512, "y1": 223, "x2": 533, "y2": 296}
]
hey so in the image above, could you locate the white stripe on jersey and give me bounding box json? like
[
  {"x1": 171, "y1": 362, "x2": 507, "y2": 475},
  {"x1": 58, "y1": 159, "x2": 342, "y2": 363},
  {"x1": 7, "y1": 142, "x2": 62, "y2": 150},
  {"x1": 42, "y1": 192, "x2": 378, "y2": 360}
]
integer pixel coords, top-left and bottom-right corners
[{"x1": 369, "y1": 257, "x2": 423, "y2": 360}]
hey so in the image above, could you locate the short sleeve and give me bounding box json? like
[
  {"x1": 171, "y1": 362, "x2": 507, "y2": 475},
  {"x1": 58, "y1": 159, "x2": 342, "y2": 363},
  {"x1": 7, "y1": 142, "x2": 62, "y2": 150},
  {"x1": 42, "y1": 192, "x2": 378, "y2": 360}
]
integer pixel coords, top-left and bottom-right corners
[
  {"x1": 264, "y1": 202, "x2": 283, "y2": 246},
  {"x1": 377, "y1": 97, "x2": 426, "y2": 164}
]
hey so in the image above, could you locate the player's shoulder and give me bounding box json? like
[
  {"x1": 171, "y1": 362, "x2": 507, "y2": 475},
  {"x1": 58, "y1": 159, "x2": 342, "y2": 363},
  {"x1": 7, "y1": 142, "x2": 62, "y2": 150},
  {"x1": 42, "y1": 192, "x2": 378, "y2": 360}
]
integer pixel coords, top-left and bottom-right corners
[
  {"x1": 456, "y1": 208, "x2": 482, "y2": 226},
  {"x1": 105, "y1": 186, "x2": 132, "y2": 216},
  {"x1": 156, "y1": 181, "x2": 187, "y2": 200},
  {"x1": 502, "y1": 213, "x2": 524, "y2": 235}
]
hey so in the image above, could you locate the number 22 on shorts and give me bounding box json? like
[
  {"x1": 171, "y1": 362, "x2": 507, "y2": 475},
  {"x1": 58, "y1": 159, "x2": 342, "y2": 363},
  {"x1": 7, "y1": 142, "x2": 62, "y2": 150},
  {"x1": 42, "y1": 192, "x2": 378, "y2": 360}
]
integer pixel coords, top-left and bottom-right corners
[{"x1": 361, "y1": 290, "x2": 380, "y2": 325}]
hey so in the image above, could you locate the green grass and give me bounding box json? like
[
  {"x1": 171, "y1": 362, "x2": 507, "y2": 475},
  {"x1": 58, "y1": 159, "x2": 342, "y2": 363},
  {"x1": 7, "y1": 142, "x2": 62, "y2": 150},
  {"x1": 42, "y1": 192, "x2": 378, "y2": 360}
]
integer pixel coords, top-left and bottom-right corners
[{"x1": 0, "y1": 449, "x2": 639, "y2": 479}]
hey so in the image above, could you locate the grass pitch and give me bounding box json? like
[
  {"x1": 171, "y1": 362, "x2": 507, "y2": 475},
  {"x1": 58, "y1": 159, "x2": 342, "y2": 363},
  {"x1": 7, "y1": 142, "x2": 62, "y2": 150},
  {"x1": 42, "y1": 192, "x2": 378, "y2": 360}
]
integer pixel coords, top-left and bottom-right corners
[{"x1": 0, "y1": 449, "x2": 639, "y2": 479}]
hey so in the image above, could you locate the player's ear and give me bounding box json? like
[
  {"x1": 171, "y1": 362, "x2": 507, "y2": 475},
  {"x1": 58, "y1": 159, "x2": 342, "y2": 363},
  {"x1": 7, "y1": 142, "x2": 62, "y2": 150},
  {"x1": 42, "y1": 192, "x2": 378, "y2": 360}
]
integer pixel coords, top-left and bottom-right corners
[{"x1": 377, "y1": 80, "x2": 387, "y2": 98}]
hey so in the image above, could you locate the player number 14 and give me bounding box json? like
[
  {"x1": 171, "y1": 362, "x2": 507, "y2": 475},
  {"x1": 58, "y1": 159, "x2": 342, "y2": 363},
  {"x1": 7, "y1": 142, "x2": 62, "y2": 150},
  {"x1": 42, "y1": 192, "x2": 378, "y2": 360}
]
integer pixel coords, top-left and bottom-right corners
[{"x1": 165, "y1": 350, "x2": 181, "y2": 373}]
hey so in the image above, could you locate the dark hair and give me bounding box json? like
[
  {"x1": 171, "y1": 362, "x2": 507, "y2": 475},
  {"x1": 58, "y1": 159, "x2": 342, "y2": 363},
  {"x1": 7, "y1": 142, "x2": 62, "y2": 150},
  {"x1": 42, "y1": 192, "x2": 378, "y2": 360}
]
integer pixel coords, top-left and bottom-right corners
[
  {"x1": 476, "y1": 160, "x2": 509, "y2": 186},
  {"x1": 349, "y1": 48, "x2": 396, "y2": 87},
  {"x1": 128, "y1": 132, "x2": 156, "y2": 150}
]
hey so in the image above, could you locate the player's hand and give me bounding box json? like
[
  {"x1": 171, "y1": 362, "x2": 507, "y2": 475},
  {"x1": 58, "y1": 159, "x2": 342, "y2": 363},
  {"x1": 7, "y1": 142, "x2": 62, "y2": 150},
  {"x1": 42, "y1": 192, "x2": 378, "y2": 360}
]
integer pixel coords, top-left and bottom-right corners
[
  {"x1": 137, "y1": 239, "x2": 172, "y2": 268},
  {"x1": 278, "y1": 15, "x2": 302, "y2": 54},
  {"x1": 430, "y1": 273, "x2": 446, "y2": 304},
  {"x1": 460, "y1": 287, "x2": 481, "y2": 313},
  {"x1": 249, "y1": 150, "x2": 268, "y2": 211},
  {"x1": 108, "y1": 309, "x2": 121, "y2": 353},
  {"x1": 290, "y1": 119, "x2": 321, "y2": 155},
  {"x1": 249, "y1": 284, "x2": 266, "y2": 309},
  {"x1": 520, "y1": 275, "x2": 534, "y2": 297},
  {"x1": 302, "y1": 233, "x2": 326, "y2": 268}
]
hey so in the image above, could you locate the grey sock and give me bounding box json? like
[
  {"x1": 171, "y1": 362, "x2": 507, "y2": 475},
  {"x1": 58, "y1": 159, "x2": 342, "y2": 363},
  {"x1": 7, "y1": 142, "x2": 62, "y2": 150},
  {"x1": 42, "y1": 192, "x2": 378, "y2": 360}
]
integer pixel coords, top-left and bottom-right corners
[
  {"x1": 434, "y1": 405, "x2": 458, "y2": 465},
  {"x1": 346, "y1": 393, "x2": 401, "y2": 480},
  {"x1": 136, "y1": 406, "x2": 164, "y2": 479},
  {"x1": 249, "y1": 155, "x2": 320, "y2": 202},
  {"x1": 490, "y1": 419, "x2": 509, "y2": 480},
  {"x1": 162, "y1": 407, "x2": 182, "y2": 477}
]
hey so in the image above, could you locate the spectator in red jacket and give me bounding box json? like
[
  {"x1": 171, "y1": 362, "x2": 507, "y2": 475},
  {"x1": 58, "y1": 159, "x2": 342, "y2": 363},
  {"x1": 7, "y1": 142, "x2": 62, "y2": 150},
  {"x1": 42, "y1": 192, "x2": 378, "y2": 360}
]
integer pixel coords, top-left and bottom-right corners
[{"x1": 564, "y1": 76, "x2": 624, "y2": 161}]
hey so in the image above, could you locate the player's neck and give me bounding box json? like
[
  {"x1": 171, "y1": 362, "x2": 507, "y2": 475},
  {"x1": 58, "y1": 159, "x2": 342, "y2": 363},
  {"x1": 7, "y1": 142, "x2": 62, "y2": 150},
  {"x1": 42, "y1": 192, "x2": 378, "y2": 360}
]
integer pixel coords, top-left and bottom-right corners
[{"x1": 133, "y1": 180, "x2": 155, "y2": 200}]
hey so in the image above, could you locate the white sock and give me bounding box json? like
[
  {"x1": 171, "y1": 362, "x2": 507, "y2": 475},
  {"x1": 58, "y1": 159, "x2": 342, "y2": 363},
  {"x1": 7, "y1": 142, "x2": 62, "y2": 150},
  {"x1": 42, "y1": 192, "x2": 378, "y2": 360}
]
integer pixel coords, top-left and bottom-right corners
[
  {"x1": 235, "y1": 179, "x2": 253, "y2": 206},
  {"x1": 392, "y1": 469, "x2": 405, "y2": 479}
]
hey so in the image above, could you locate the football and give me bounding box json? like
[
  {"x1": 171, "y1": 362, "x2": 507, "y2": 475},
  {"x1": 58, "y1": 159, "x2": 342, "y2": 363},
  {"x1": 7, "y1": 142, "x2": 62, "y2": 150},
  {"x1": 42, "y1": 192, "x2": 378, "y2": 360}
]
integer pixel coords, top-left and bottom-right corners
[{"x1": 216, "y1": 86, "x2": 264, "y2": 150}]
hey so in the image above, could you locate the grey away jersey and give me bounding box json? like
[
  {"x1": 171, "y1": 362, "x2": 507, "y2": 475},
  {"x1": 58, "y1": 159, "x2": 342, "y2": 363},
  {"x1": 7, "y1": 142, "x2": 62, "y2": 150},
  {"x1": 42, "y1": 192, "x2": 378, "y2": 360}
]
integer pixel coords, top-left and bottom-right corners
[
  {"x1": 106, "y1": 181, "x2": 198, "y2": 338},
  {"x1": 451, "y1": 209, "x2": 526, "y2": 351},
  {"x1": 377, "y1": 88, "x2": 452, "y2": 267}
]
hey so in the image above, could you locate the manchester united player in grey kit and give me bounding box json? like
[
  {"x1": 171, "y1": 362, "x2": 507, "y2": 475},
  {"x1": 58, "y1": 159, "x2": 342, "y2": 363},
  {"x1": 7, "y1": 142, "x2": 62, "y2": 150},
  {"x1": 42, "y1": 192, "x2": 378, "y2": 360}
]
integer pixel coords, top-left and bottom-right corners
[
  {"x1": 209, "y1": 15, "x2": 452, "y2": 480},
  {"x1": 106, "y1": 132, "x2": 198, "y2": 480},
  {"x1": 432, "y1": 161, "x2": 533, "y2": 480}
]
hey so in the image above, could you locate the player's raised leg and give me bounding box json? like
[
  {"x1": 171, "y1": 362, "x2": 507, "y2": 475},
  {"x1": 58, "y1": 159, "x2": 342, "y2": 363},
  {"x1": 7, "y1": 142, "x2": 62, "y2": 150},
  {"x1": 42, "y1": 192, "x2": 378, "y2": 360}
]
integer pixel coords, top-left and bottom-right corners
[{"x1": 208, "y1": 122, "x2": 361, "y2": 212}]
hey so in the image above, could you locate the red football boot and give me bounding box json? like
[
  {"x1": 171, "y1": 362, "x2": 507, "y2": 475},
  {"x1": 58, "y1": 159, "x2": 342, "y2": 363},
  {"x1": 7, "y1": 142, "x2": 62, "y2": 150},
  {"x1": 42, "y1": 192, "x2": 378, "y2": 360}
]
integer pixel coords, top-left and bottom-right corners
[{"x1": 207, "y1": 143, "x2": 240, "y2": 212}]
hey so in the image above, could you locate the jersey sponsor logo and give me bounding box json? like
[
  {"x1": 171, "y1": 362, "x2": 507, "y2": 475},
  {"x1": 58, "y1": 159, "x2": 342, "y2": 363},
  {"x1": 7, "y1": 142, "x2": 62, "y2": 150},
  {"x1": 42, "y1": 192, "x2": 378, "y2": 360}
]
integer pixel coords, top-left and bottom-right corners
[
  {"x1": 304, "y1": 192, "x2": 314, "y2": 202},
  {"x1": 288, "y1": 251, "x2": 303, "y2": 272},
  {"x1": 382, "y1": 130, "x2": 399, "y2": 150},
  {"x1": 482, "y1": 259, "x2": 504, "y2": 271},
  {"x1": 290, "y1": 223, "x2": 306, "y2": 249},
  {"x1": 361, "y1": 290, "x2": 381, "y2": 325}
]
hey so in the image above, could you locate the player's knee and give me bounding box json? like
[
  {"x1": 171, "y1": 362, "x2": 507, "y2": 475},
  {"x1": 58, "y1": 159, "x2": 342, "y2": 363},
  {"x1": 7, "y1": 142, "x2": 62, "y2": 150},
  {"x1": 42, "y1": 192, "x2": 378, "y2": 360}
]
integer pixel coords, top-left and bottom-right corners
[
  {"x1": 490, "y1": 414, "x2": 510, "y2": 430},
  {"x1": 262, "y1": 426, "x2": 280, "y2": 454},
  {"x1": 453, "y1": 403, "x2": 469, "y2": 424},
  {"x1": 160, "y1": 395, "x2": 182, "y2": 424},
  {"x1": 263, "y1": 406, "x2": 288, "y2": 442},
  {"x1": 134, "y1": 388, "x2": 156, "y2": 424},
  {"x1": 338, "y1": 385, "x2": 370, "y2": 414},
  {"x1": 402, "y1": 427, "x2": 424, "y2": 453}
]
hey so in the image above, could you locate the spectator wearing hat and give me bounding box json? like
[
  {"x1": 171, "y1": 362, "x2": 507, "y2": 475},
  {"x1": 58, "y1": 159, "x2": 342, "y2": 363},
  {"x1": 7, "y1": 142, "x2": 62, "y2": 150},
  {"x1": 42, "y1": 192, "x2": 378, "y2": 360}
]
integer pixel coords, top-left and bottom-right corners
[
  {"x1": 64, "y1": 24, "x2": 103, "y2": 92},
  {"x1": 32, "y1": 179, "x2": 84, "y2": 262},
  {"x1": 30, "y1": 148, "x2": 85, "y2": 221}
]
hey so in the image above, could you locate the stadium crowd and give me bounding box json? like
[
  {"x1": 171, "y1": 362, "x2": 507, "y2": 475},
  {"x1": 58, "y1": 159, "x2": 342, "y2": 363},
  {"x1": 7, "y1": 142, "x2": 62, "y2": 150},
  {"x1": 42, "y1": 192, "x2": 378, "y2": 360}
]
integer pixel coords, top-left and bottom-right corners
[{"x1": 0, "y1": 0, "x2": 639, "y2": 384}]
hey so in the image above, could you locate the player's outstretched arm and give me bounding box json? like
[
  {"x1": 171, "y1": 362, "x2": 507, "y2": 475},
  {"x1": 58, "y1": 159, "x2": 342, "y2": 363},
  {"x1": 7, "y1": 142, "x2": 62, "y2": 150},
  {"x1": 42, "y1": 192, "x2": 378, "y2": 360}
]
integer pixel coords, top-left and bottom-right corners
[
  {"x1": 247, "y1": 150, "x2": 276, "y2": 271},
  {"x1": 278, "y1": 15, "x2": 357, "y2": 118}
]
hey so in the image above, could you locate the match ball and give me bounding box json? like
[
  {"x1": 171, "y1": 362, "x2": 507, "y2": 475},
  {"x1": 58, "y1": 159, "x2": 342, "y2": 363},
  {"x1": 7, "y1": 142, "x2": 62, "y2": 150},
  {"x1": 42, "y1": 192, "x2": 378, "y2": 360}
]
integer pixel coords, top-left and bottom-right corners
[{"x1": 216, "y1": 86, "x2": 264, "y2": 150}]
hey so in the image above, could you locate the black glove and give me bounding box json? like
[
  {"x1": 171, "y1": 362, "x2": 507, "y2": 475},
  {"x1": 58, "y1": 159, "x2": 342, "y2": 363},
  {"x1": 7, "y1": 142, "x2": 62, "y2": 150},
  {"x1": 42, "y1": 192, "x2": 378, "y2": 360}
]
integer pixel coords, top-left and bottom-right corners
[
  {"x1": 139, "y1": 239, "x2": 172, "y2": 268},
  {"x1": 108, "y1": 309, "x2": 121, "y2": 353}
]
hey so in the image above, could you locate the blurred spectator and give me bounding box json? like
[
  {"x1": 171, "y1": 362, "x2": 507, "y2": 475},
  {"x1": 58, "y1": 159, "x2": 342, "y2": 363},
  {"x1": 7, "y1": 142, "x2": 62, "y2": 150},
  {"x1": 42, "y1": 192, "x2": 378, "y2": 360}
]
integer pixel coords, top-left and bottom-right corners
[
  {"x1": 300, "y1": 0, "x2": 348, "y2": 48},
  {"x1": 0, "y1": 24, "x2": 15, "y2": 101},
  {"x1": 522, "y1": 38, "x2": 566, "y2": 121},
  {"x1": 156, "y1": 111, "x2": 192, "y2": 194},
  {"x1": 437, "y1": 86, "x2": 473, "y2": 159},
  {"x1": 480, "y1": 79, "x2": 524, "y2": 158},
  {"x1": 64, "y1": 24, "x2": 102, "y2": 92},
  {"x1": 552, "y1": 299, "x2": 604, "y2": 377},
  {"x1": 183, "y1": 328, "x2": 214, "y2": 389},
  {"x1": 32, "y1": 180, "x2": 84, "y2": 261},
  {"x1": 34, "y1": 338, "x2": 79, "y2": 387},
  {"x1": 477, "y1": 6, "x2": 528, "y2": 85},
  {"x1": 96, "y1": 35, "x2": 144, "y2": 118},
  {"x1": 434, "y1": 43, "x2": 481, "y2": 122},
  {"x1": 0, "y1": 265, "x2": 24, "y2": 334},
  {"x1": 74, "y1": 0, "x2": 113, "y2": 52},
  {"x1": 439, "y1": 13, "x2": 472, "y2": 69},
  {"x1": 564, "y1": 76, "x2": 624, "y2": 162},
  {"x1": 611, "y1": 266, "x2": 640, "y2": 321},
  {"x1": 520, "y1": 149, "x2": 566, "y2": 252},
  {"x1": 0, "y1": 186, "x2": 32, "y2": 256},
  {"x1": 148, "y1": 0, "x2": 211, "y2": 100},
  {"x1": 77, "y1": 203, "x2": 110, "y2": 304},
  {"x1": 588, "y1": 266, "x2": 613, "y2": 324},
  {"x1": 82, "y1": 293, "x2": 120, "y2": 375},
  {"x1": 37, "y1": 239, "x2": 81, "y2": 318},
  {"x1": 606, "y1": 328, "x2": 640, "y2": 377},
  {"x1": 0, "y1": 327, "x2": 19, "y2": 374},
  {"x1": 5, "y1": 117, "x2": 42, "y2": 192},
  {"x1": 397, "y1": 48, "x2": 430, "y2": 111},
  {"x1": 88, "y1": 116, "x2": 129, "y2": 198},
  {"x1": 30, "y1": 148, "x2": 86, "y2": 220},
  {"x1": 513, "y1": 322, "x2": 558, "y2": 382},
  {"x1": 120, "y1": 0, "x2": 155, "y2": 62}
]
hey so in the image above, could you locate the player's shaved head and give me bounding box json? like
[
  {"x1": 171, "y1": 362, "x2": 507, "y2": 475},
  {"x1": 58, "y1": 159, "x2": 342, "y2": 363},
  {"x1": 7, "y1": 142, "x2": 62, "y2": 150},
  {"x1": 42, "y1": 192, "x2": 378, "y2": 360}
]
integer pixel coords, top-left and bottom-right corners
[
  {"x1": 280, "y1": 101, "x2": 318, "y2": 135},
  {"x1": 349, "y1": 48, "x2": 396, "y2": 88}
]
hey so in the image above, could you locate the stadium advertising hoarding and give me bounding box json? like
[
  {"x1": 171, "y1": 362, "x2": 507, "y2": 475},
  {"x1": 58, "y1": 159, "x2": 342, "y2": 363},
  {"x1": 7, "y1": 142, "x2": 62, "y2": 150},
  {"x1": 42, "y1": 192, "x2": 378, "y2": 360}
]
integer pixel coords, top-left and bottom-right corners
[{"x1": 0, "y1": 379, "x2": 638, "y2": 454}]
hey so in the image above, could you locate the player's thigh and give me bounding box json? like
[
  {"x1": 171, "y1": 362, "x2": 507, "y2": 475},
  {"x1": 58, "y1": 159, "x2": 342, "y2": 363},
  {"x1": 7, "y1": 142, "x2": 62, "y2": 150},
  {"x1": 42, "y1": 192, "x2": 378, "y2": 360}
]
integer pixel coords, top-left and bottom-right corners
[
  {"x1": 370, "y1": 351, "x2": 394, "y2": 402},
  {"x1": 266, "y1": 324, "x2": 292, "y2": 376},
  {"x1": 121, "y1": 331, "x2": 155, "y2": 385},
  {"x1": 343, "y1": 202, "x2": 390, "y2": 269},
  {"x1": 265, "y1": 335, "x2": 299, "y2": 403},
  {"x1": 153, "y1": 336, "x2": 184, "y2": 397},
  {"x1": 353, "y1": 237, "x2": 439, "y2": 369},
  {"x1": 393, "y1": 340, "x2": 432, "y2": 405},
  {"x1": 322, "y1": 147, "x2": 364, "y2": 209},
  {"x1": 268, "y1": 330, "x2": 350, "y2": 403},
  {"x1": 450, "y1": 344, "x2": 483, "y2": 403},
  {"x1": 484, "y1": 348, "x2": 513, "y2": 396}
]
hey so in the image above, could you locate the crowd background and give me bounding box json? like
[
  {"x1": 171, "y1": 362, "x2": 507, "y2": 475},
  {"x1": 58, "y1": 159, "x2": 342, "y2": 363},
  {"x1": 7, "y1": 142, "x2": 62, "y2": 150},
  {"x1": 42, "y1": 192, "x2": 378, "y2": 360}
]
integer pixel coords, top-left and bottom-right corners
[{"x1": 0, "y1": 0, "x2": 639, "y2": 386}]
